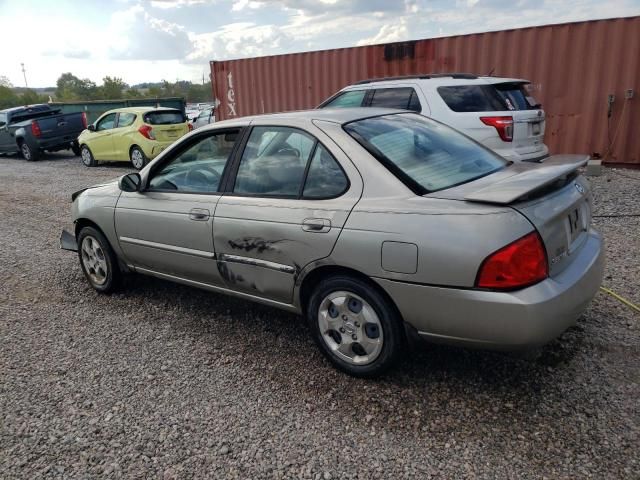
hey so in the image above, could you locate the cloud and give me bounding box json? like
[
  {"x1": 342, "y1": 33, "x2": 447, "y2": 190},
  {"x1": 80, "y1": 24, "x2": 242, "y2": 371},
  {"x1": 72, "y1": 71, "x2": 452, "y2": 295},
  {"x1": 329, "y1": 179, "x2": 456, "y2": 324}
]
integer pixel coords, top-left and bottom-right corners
[
  {"x1": 108, "y1": 5, "x2": 193, "y2": 60},
  {"x1": 357, "y1": 19, "x2": 410, "y2": 46}
]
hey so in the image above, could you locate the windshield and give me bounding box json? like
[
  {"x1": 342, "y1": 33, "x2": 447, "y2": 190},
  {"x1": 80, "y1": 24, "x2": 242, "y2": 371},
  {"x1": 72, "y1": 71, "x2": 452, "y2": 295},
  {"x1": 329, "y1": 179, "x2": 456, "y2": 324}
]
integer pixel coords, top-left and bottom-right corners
[{"x1": 344, "y1": 113, "x2": 507, "y2": 193}]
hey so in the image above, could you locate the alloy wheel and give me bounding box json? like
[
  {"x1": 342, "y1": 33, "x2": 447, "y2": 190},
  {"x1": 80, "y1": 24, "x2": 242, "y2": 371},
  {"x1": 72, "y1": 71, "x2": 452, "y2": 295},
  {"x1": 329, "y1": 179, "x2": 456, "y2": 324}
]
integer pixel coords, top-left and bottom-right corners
[
  {"x1": 81, "y1": 235, "x2": 109, "y2": 286},
  {"x1": 131, "y1": 149, "x2": 144, "y2": 169}
]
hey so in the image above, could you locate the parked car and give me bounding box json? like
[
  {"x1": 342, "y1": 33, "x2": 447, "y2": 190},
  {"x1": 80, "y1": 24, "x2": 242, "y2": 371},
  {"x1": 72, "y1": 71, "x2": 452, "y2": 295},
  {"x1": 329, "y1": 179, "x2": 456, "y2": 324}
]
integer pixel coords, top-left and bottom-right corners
[
  {"x1": 319, "y1": 73, "x2": 549, "y2": 162},
  {"x1": 77, "y1": 107, "x2": 191, "y2": 169},
  {"x1": 0, "y1": 104, "x2": 86, "y2": 161},
  {"x1": 61, "y1": 108, "x2": 603, "y2": 377},
  {"x1": 191, "y1": 107, "x2": 215, "y2": 130}
]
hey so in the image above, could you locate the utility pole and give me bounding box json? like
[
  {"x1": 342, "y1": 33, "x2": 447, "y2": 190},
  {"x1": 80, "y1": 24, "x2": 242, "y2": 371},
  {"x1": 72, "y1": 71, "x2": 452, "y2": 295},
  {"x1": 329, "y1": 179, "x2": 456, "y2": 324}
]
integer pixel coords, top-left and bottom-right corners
[{"x1": 21, "y1": 63, "x2": 28, "y2": 88}]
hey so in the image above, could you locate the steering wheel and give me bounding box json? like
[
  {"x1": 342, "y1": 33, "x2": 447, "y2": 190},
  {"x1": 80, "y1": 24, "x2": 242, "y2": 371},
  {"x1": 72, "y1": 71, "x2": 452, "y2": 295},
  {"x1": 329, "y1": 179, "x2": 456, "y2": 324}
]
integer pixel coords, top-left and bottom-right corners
[{"x1": 185, "y1": 167, "x2": 220, "y2": 190}]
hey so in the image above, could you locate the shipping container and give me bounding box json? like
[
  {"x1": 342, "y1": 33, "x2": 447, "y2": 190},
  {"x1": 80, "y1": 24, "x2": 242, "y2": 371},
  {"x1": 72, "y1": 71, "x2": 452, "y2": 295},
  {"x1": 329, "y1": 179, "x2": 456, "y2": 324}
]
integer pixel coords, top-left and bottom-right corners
[
  {"x1": 211, "y1": 16, "x2": 639, "y2": 165},
  {"x1": 50, "y1": 97, "x2": 186, "y2": 124}
]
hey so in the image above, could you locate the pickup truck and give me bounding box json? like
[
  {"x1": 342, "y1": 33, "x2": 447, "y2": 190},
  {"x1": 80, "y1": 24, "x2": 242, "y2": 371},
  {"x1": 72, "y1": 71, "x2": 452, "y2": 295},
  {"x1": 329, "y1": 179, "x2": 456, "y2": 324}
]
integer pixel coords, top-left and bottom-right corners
[{"x1": 0, "y1": 104, "x2": 87, "y2": 161}]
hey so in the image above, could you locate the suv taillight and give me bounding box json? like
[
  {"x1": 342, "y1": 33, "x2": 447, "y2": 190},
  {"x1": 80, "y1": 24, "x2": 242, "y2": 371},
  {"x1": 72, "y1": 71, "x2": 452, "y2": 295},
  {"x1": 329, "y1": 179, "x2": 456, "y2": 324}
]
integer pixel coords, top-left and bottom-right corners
[
  {"x1": 31, "y1": 121, "x2": 41, "y2": 138},
  {"x1": 138, "y1": 124, "x2": 155, "y2": 140},
  {"x1": 188, "y1": 122, "x2": 194, "y2": 131},
  {"x1": 476, "y1": 232, "x2": 548, "y2": 290},
  {"x1": 480, "y1": 116, "x2": 513, "y2": 142},
  {"x1": 81, "y1": 112, "x2": 88, "y2": 129}
]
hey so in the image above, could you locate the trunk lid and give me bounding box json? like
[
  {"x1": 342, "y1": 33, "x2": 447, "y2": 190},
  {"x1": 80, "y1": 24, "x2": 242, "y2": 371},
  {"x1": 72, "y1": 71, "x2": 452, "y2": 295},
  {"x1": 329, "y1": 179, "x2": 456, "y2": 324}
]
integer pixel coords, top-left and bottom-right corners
[
  {"x1": 143, "y1": 110, "x2": 188, "y2": 142},
  {"x1": 429, "y1": 155, "x2": 592, "y2": 276}
]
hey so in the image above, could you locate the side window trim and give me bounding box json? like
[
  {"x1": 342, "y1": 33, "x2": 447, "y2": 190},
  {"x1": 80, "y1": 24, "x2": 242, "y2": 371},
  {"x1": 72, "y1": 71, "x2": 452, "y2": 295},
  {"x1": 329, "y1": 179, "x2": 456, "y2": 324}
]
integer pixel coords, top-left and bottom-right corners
[{"x1": 144, "y1": 126, "x2": 245, "y2": 195}]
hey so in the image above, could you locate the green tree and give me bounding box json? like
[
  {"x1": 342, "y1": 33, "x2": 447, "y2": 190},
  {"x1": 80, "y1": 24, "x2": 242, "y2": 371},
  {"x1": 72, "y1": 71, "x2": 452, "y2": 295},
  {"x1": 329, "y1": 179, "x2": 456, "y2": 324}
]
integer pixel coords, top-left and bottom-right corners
[
  {"x1": 0, "y1": 76, "x2": 13, "y2": 88},
  {"x1": 19, "y1": 89, "x2": 48, "y2": 105},
  {"x1": 99, "y1": 76, "x2": 128, "y2": 99},
  {"x1": 0, "y1": 85, "x2": 19, "y2": 109},
  {"x1": 56, "y1": 72, "x2": 98, "y2": 100}
]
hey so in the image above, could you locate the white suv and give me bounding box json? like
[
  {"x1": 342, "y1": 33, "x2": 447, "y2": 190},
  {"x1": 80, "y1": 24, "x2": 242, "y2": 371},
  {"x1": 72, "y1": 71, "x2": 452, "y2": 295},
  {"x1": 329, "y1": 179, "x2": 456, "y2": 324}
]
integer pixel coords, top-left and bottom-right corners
[{"x1": 319, "y1": 73, "x2": 548, "y2": 162}]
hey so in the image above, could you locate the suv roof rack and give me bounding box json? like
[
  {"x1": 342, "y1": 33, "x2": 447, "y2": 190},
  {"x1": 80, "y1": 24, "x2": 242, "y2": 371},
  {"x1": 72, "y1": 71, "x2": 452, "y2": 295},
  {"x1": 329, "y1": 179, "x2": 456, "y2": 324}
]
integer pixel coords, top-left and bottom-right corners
[{"x1": 354, "y1": 73, "x2": 478, "y2": 85}]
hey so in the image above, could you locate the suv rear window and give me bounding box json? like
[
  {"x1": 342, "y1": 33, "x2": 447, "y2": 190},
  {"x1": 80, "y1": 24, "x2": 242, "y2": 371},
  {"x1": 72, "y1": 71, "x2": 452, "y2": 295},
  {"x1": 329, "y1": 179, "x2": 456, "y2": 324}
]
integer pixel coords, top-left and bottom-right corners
[
  {"x1": 493, "y1": 82, "x2": 539, "y2": 110},
  {"x1": 143, "y1": 110, "x2": 186, "y2": 125},
  {"x1": 437, "y1": 85, "x2": 506, "y2": 112},
  {"x1": 369, "y1": 88, "x2": 422, "y2": 112},
  {"x1": 344, "y1": 113, "x2": 506, "y2": 193}
]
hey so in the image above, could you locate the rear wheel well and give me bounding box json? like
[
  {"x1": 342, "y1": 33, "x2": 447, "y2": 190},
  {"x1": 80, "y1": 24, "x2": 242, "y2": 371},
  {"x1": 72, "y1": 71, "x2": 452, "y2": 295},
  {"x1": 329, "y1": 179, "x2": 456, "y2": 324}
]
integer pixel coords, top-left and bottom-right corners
[
  {"x1": 299, "y1": 265, "x2": 402, "y2": 320},
  {"x1": 129, "y1": 144, "x2": 142, "y2": 156}
]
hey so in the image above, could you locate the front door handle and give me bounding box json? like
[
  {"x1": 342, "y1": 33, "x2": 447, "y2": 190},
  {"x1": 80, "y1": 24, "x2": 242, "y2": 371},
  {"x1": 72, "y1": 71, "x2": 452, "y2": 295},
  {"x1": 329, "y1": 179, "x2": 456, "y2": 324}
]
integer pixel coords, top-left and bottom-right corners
[
  {"x1": 189, "y1": 208, "x2": 210, "y2": 221},
  {"x1": 302, "y1": 218, "x2": 331, "y2": 233}
]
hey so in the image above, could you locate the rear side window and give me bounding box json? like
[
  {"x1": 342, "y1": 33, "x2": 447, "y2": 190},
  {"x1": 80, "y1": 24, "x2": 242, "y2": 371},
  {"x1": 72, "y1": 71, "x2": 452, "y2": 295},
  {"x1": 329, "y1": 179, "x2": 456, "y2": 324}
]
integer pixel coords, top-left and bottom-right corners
[
  {"x1": 144, "y1": 110, "x2": 186, "y2": 125},
  {"x1": 302, "y1": 145, "x2": 348, "y2": 199},
  {"x1": 117, "y1": 113, "x2": 136, "y2": 127},
  {"x1": 493, "y1": 83, "x2": 538, "y2": 110},
  {"x1": 370, "y1": 88, "x2": 422, "y2": 112},
  {"x1": 437, "y1": 85, "x2": 506, "y2": 112},
  {"x1": 322, "y1": 90, "x2": 366, "y2": 108},
  {"x1": 344, "y1": 113, "x2": 506, "y2": 193}
]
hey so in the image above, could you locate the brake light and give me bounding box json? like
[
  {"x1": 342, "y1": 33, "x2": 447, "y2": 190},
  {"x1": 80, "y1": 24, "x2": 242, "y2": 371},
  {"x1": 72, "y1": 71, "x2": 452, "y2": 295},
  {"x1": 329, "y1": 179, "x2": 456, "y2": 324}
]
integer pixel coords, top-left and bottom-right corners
[
  {"x1": 81, "y1": 112, "x2": 87, "y2": 129},
  {"x1": 480, "y1": 116, "x2": 513, "y2": 142},
  {"x1": 188, "y1": 122, "x2": 194, "y2": 131},
  {"x1": 138, "y1": 124, "x2": 155, "y2": 140},
  {"x1": 476, "y1": 232, "x2": 548, "y2": 290},
  {"x1": 31, "y1": 121, "x2": 41, "y2": 138}
]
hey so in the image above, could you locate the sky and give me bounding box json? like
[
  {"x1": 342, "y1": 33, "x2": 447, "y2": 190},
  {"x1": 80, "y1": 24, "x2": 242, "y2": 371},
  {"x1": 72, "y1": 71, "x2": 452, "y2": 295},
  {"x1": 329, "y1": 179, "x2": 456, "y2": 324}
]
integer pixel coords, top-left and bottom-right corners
[{"x1": 1, "y1": 0, "x2": 638, "y2": 88}]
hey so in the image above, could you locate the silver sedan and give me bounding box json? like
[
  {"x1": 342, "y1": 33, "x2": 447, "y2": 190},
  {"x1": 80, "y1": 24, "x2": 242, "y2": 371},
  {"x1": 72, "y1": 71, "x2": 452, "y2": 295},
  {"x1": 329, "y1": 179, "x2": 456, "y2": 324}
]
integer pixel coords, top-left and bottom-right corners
[{"x1": 61, "y1": 108, "x2": 604, "y2": 377}]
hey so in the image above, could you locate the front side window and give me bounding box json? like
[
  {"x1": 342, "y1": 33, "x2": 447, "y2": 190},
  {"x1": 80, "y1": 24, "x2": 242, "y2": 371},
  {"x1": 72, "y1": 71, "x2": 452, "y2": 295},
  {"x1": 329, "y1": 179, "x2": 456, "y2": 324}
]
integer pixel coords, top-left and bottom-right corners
[
  {"x1": 322, "y1": 90, "x2": 367, "y2": 109},
  {"x1": 148, "y1": 130, "x2": 238, "y2": 193},
  {"x1": 369, "y1": 88, "x2": 422, "y2": 112},
  {"x1": 96, "y1": 113, "x2": 116, "y2": 131},
  {"x1": 117, "y1": 113, "x2": 136, "y2": 128},
  {"x1": 344, "y1": 113, "x2": 507, "y2": 193}
]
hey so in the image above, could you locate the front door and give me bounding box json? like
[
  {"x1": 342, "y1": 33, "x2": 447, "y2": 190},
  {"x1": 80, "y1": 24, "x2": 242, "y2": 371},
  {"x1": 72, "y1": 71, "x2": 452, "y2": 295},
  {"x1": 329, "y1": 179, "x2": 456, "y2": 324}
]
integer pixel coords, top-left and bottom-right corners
[
  {"x1": 114, "y1": 128, "x2": 241, "y2": 285},
  {"x1": 213, "y1": 124, "x2": 361, "y2": 304},
  {"x1": 89, "y1": 113, "x2": 117, "y2": 160},
  {"x1": 0, "y1": 113, "x2": 12, "y2": 152}
]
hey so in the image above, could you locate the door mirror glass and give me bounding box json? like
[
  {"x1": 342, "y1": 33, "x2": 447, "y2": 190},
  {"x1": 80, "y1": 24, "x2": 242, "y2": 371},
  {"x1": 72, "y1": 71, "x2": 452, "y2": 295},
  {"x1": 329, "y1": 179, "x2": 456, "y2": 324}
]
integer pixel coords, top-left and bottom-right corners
[
  {"x1": 119, "y1": 173, "x2": 142, "y2": 192},
  {"x1": 87, "y1": 124, "x2": 96, "y2": 132}
]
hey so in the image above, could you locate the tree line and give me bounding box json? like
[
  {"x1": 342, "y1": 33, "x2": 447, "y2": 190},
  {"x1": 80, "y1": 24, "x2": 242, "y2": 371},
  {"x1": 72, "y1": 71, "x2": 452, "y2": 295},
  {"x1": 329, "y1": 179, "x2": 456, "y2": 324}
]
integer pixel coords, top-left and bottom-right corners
[{"x1": 0, "y1": 73, "x2": 213, "y2": 109}]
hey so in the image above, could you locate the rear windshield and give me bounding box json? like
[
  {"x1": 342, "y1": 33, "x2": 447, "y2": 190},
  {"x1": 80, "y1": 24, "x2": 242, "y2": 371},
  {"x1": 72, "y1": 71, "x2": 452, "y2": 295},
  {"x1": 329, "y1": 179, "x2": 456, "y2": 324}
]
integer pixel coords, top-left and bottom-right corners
[
  {"x1": 143, "y1": 110, "x2": 186, "y2": 125},
  {"x1": 438, "y1": 83, "x2": 538, "y2": 112},
  {"x1": 344, "y1": 113, "x2": 507, "y2": 193}
]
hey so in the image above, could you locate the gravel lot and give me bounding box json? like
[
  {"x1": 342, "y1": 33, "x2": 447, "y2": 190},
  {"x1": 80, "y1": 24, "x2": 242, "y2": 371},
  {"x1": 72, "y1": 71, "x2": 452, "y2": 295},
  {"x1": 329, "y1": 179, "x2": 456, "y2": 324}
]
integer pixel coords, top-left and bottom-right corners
[{"x1": 1, "y1": 152, "x2": 638, "y2": 479}]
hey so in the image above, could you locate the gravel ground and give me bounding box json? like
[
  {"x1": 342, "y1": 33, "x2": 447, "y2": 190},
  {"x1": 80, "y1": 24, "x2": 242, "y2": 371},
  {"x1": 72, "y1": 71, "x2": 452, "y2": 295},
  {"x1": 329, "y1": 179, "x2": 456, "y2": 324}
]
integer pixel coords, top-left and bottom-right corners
[{"x1": 1, "y1": 153, "x2": 638, "y2": 479}]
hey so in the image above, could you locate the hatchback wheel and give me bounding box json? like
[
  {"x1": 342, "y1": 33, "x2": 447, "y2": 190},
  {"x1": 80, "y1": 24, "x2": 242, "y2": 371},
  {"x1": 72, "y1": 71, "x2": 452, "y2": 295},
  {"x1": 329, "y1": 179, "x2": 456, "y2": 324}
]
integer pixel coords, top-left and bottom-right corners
[
  {"x1": 307, "y1": 276, "x2": 404, "y2": 377},
  {"x1": 80, "y1": 145, "x2": 96, "y2": 167},
  {"x1": 77, "y1": 226, "x2": 120, "y2": 293},
  {"x1": 130, "y1": 146, "x2": 147, "y2": 170}
]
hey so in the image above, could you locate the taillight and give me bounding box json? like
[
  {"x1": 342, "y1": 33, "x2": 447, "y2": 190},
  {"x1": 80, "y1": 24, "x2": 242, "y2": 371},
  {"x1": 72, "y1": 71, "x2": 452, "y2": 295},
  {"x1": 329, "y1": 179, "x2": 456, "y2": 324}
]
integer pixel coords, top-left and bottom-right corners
[
  {"x1": 480, "y1": 116, "x2": 513, "y2": 142},
  {"x1": 138, "y1": 124, "x2": 155, "y2": 140},
  {"x1": 188, "y1": 122, "x2": 194, "y2": 131},
  {"x1": 31, "y1": 121, "x2": 41, "y2": 138},
  {"x1": 81, "y1": 112, "x2": 88, "y2": 129},
  {"x1": 476, "y1": 232, "x2": 548, "y2": 290}
]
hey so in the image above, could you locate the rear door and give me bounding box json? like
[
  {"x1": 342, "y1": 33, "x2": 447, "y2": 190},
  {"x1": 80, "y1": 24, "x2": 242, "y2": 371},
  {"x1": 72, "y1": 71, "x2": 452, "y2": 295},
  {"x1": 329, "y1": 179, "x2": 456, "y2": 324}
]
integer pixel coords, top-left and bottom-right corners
[
  {"x1": 143, "y1": 110, "x2": 189, "y2": 142},
  {"x1": 115, "y1": 128, "x2": 241, "y2": 285},
  {"x1": 366, "y1": 85, "x2": 426, "y2": 114},
  {"x1": 213, "y1": 121, "x2": 362, "y2": 304}
]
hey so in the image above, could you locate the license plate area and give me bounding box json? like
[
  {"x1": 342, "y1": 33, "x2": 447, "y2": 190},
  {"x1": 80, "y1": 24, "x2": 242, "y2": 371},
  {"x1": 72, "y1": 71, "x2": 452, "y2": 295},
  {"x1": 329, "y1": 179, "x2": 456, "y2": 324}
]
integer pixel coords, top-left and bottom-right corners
[
  {"x1": 566, "y1": 203, "x2": 588, "y2": 248},
  {"x1": 531, "y1": 121, "x2": 541, "y2": 136}
]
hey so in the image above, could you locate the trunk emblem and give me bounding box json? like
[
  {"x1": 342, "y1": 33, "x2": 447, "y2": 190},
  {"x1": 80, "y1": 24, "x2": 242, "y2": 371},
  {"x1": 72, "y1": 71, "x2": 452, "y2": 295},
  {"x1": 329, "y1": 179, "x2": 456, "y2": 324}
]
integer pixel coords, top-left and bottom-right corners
[{"x1": 575, "y1": 183, "x2": 584, "y2": 194}]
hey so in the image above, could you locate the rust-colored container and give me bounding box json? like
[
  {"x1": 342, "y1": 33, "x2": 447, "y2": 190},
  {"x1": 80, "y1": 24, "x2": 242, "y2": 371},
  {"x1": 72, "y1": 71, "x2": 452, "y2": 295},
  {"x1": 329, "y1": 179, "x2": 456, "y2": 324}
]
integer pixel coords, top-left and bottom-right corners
[{"x1": 211, "y1": 16, "x2": 640, "y2": 164}]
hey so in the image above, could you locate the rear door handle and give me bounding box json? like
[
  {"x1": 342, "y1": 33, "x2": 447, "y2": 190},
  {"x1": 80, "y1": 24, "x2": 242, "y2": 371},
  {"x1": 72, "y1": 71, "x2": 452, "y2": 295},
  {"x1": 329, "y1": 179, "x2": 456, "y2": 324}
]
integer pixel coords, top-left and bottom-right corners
[
  {"x1": 189, "y1": 208, "x2": 210, "y2": 221},
  {"x1": 302, "y1": 218, "x2": 331, "y2": 233}
]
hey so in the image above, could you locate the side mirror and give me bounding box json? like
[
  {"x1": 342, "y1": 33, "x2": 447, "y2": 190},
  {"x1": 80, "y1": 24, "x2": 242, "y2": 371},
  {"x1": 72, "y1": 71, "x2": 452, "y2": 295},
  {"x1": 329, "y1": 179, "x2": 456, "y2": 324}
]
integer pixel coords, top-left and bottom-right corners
[
  {"x1": 0, "y1": 121, "x2": 6, "y2": 129},
  {"x1": 118, "y1": 173, "x2": 142, "y2": 192},
  {"x1": 87, "y1": 124, "x2": 96, "y2": 132}
]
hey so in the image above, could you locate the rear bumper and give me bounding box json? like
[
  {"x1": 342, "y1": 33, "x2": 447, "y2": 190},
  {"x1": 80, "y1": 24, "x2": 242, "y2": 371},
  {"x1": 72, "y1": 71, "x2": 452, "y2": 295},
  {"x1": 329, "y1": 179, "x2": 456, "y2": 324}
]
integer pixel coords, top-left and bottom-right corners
[{"x1": 374, "y1": 229, "x2": 604, "y2": 349}]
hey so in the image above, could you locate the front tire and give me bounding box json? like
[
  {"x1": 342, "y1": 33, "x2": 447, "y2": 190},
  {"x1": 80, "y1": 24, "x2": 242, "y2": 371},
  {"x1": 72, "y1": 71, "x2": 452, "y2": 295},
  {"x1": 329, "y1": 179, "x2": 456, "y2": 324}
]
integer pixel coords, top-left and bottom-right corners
[
  {"x1": 130, "y1": 146, "x2": 147, "y2": 170},
  {"x1": 80, "y1": 145, "x2": 97, "y2": 167},
  {"x1": 20, "y1": 142, "x2": 40, "y2": 161},
  {"x1": 77, "y1": 226, "x2": 120, "y2": 293},
  {"x1": 306, "y1": 275, "x2": 405, "y2": 378}
]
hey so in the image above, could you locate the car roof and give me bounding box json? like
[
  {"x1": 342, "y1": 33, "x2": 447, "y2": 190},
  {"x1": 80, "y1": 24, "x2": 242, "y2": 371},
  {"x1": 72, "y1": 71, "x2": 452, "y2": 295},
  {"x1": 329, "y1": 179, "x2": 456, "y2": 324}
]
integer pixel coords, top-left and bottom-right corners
[
  {"x1": 215, "y1": 107, "x2": 407, "y2": 127},
  {"x1": 104, "y1": 106, "x2": 182, "y2": 114},
  {"x1": 345, "y1": 75, "x2": 529, "y2": 89}
]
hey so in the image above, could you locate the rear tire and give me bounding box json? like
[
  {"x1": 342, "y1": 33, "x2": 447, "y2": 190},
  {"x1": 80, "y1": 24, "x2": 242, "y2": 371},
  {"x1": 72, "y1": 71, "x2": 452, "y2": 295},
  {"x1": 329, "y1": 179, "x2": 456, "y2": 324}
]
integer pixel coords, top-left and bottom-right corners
[
  {"x1": 20, "y1": 142, "x2": 39, "y2": 162},
  {"x1": 77, "y1": 226, "x2": 120, "y2": 293},
  {"x1": 130, "y1": 146, "x2": 147, "y2": 170},
  {"x1": 80, "y1": 145, "x2": 97, "y2": 167},
  {"x1": 306, "y1": 275, "x2": 405, "y2": 378}
]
